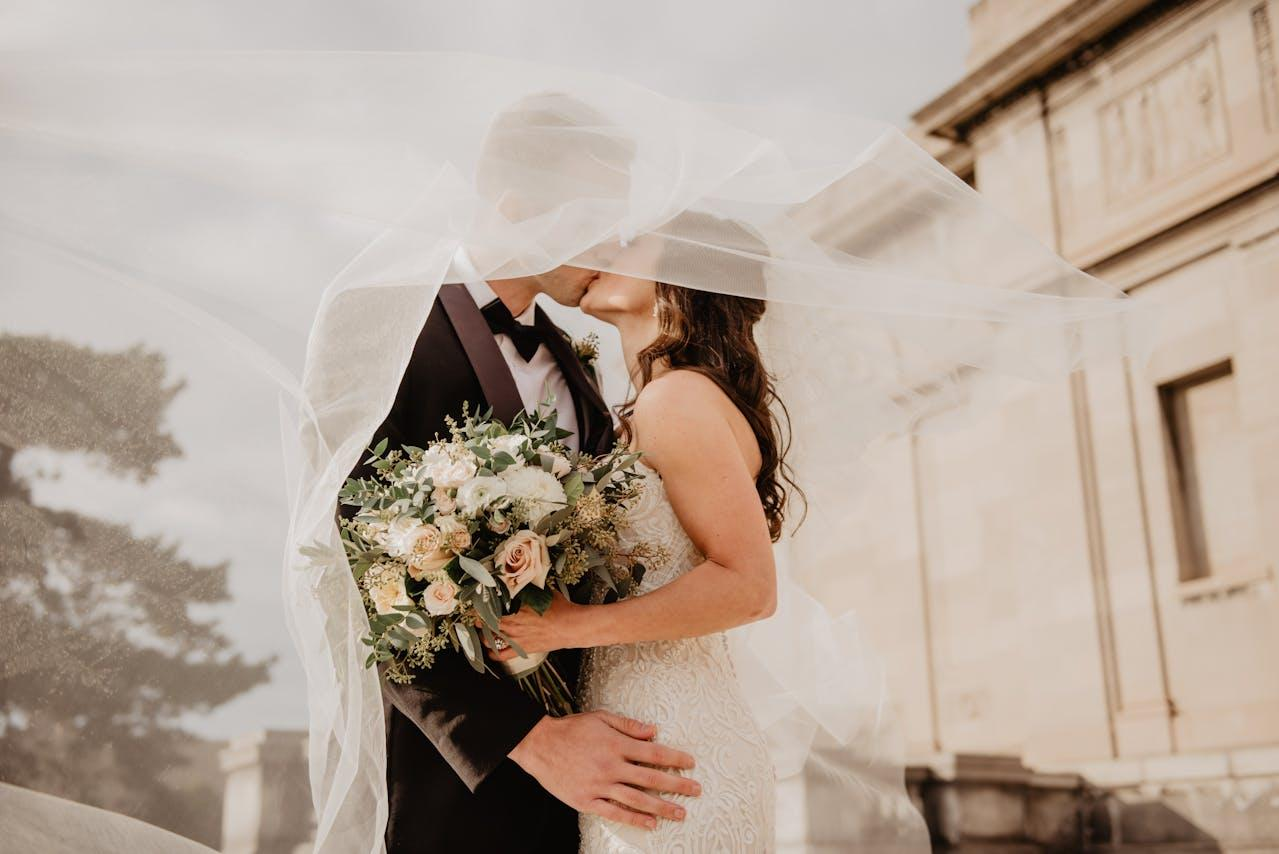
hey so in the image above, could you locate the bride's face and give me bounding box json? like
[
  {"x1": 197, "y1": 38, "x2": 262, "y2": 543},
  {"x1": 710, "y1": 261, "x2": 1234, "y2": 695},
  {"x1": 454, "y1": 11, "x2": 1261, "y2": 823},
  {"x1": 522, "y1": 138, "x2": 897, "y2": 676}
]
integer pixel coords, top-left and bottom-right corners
[
  {"x1": 579, "y1": 238, "x2": 660, "y2": 323},
  {"x1": 579, "y1": 271, "x2": 656, "y2": 323}
]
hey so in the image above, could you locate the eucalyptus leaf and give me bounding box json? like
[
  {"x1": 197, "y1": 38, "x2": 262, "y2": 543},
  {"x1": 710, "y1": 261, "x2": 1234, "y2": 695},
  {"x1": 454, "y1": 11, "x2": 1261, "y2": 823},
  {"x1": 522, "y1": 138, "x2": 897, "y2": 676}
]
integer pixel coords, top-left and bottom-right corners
[
  {"x1": 593, "y1": 564, "x2": 618, "y2": 592},
  {"x1": 562, "y1": 472, "x2": 584, "y2": 503},
  {"x1": 472, "y1": 591, "x2": 500, "y2": 631},
  {"x1": 454, "y1": 623, "x2": 487, "y2": 673},
  {"x1": 534, "y1": 506, "x2": 573, "y2": 534},
  {"x1": 459, "y1": 555, "x2": 498, "y2": 588}
]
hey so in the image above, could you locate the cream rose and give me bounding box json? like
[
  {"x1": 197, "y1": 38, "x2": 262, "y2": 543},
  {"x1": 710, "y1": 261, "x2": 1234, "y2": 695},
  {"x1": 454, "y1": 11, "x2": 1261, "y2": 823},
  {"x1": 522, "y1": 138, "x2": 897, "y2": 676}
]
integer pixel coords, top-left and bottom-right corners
[
  {"x1": 494, "y1": 529, "x2": 552, "y2": 596},
  {"x1": 404, "y1": 523, "x2": 453, "y2": 580},
  {"x1": 421, "y1": 578, "x2": 460, "y2": 616},
  {"x1": 437, "y1": 515, "x2": 472, "y2": 552},
  {"x1": 432, "y1": 486, "x2": 457, "y2": 515},
  {"x1": 369, "y1": 572, "x2": 413, "y2": 616}
]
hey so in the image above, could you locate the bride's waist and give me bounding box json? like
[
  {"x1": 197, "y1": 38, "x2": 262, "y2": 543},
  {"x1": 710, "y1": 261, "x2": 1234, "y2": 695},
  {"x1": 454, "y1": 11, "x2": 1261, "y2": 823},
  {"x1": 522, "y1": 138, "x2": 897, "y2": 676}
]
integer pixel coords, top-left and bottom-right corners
[{"x1": 580, "y1": 633, "x2": 736, "y2": 678}]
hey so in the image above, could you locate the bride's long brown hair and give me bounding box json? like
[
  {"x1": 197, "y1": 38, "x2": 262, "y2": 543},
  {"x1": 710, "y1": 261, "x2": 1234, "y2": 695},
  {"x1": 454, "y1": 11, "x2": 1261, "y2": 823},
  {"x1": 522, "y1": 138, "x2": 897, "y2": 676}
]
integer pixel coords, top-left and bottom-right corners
[{"x1": 618, "y1": 217, "x2": 804, "y2": 541}]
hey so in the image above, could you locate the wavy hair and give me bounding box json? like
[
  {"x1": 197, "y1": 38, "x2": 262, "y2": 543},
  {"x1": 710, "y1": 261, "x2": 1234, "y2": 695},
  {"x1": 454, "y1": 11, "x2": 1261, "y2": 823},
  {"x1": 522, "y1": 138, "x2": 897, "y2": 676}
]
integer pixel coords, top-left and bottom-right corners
[{"x1": 619, "y1": 215, "x2": 804, "y2": 540}]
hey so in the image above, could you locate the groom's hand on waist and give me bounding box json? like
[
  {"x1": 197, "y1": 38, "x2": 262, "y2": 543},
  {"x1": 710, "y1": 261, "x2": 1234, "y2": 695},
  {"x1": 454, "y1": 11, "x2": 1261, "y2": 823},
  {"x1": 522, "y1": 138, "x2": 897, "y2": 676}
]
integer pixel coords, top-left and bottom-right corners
[{"x1": 508, "y1": 710, "x2": 700, "y2": 831}]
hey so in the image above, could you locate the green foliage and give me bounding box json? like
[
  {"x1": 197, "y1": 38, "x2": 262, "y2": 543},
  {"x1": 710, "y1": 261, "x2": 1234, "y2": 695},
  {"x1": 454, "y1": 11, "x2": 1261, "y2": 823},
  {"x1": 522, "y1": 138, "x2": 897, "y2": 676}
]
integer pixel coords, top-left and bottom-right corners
[{"x1": 0, "y1": 334, "x2": 271, "y2": 847}]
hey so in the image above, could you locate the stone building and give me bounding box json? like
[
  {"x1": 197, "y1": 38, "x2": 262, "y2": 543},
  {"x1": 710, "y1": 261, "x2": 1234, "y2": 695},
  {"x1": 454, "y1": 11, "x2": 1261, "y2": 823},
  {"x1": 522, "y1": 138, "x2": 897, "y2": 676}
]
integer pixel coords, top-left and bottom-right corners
[{"x1": 801, "y1": 0, "x2": 1279, "y2": 849}]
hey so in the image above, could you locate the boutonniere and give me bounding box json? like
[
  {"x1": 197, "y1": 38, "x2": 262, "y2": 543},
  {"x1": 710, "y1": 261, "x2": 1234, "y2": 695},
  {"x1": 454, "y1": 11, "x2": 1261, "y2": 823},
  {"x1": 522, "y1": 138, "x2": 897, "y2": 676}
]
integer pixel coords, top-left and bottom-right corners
[{"x1": 572, "y1": 333, "x2": 600, "y2": 372}]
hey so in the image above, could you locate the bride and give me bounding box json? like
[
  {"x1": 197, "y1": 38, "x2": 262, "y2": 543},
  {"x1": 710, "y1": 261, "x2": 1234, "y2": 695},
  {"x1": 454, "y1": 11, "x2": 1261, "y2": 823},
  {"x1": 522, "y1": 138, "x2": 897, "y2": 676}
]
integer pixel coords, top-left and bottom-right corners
[{"x1": 493, "y1": 225, "x2": 789, "y2": 852}]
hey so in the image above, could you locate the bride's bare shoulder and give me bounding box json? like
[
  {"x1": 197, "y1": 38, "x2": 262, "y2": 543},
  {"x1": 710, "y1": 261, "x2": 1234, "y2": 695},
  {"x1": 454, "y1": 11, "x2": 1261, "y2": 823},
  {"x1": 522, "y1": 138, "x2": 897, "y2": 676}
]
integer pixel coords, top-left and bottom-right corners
[
  {"x1": 631, "y1": 370, "x2": 742, "y2": 451},
  {"x1": 632, "y1": 369, "x2": 731, "y2": 423}
]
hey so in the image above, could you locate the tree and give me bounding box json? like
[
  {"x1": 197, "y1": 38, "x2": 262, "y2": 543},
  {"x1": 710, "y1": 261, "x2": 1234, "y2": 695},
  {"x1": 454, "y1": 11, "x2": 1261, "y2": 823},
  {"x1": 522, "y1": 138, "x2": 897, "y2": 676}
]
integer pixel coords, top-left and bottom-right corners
[{"x1": 0, "y1": 333, "x2": 272, "y2": 846}]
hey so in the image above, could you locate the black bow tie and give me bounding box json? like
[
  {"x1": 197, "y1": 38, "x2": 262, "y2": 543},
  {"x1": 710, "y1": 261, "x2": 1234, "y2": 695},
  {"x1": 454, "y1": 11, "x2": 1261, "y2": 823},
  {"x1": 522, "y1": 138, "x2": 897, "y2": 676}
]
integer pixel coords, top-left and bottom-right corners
[{"x1": 482, "y1": 300, "x2": 545, "y2": 361}]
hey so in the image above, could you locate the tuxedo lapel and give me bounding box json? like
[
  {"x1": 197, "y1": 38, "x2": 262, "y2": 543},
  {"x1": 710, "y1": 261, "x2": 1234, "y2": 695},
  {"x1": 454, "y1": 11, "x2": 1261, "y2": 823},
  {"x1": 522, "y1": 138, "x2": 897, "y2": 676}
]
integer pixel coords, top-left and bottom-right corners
[
  {"x1": 534, "y1": 307, "x2": 613, "y2": 454},
  {"x1": 436, "y1": 284, "x2": 524, "y2": 425}
]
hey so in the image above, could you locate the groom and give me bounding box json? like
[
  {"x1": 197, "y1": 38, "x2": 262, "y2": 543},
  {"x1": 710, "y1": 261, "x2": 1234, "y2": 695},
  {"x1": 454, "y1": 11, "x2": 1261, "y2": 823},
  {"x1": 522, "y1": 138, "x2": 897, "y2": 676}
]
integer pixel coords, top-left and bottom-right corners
[{"x1": 346, "y1": 94, "x2": 699, "y2": 853}]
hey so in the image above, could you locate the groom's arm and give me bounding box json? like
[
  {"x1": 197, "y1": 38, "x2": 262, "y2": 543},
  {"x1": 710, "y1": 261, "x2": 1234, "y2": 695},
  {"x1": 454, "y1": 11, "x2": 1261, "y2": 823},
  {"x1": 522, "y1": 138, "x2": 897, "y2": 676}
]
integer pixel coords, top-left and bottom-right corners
[
  {"x1": 380, "y1": 646, "x2": 544, "y2": 792},
  {"x1": 347, "y1": 411, "x2": 541, "y2": 787}
]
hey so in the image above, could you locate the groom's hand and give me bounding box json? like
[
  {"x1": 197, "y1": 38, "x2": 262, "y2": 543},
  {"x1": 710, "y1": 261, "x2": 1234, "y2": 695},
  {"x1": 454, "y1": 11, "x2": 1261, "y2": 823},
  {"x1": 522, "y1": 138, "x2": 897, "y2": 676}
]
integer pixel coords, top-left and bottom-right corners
[{"x1": 508, "y1": 711, "x2": 700, "y2": 830}]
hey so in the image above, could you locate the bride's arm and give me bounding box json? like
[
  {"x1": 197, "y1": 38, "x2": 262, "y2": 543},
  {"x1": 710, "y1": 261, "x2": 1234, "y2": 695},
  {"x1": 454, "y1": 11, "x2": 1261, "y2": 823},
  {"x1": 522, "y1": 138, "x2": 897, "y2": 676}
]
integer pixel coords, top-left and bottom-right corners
[{"x1": 497, "y1": 372, "x2": 777, "y2": 652}]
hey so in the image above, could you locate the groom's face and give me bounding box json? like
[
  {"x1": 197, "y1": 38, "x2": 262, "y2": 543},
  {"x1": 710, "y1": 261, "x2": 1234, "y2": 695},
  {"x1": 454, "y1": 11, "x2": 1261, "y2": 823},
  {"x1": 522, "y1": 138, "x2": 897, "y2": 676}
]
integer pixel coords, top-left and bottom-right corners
[{"x1": 533, "y1": 265, "x2": 599, "y2": 307}]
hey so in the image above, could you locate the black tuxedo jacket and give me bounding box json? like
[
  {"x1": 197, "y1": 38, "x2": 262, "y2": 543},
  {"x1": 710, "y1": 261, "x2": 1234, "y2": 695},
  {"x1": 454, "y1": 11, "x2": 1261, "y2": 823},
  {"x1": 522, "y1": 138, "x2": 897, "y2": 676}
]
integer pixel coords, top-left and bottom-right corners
[{"x1": 345, "y1": 284, "x2": 613, "y2": 854}]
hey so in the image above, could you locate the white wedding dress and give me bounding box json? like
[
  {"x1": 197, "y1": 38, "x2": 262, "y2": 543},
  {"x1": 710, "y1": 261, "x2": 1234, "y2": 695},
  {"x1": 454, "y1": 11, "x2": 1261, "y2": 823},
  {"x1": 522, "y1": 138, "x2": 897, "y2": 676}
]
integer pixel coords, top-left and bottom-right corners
[{"x1": 578, "y1": 464, "x2": 777, "y2": 853}]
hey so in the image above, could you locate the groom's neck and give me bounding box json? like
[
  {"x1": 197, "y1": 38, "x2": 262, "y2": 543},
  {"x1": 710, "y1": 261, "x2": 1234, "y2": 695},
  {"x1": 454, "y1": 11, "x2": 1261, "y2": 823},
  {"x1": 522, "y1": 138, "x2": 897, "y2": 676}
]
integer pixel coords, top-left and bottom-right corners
[{"x1": 487, "y1": 277, "x2": 539, "y2": 317}]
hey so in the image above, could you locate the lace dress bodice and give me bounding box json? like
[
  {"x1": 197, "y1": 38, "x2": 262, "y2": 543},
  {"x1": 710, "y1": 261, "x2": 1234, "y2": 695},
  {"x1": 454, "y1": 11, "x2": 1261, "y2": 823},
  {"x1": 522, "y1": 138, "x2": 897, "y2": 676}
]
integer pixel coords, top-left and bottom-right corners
[{"x1": 578, "y1": 464, "x2": 776, "y2": 853}]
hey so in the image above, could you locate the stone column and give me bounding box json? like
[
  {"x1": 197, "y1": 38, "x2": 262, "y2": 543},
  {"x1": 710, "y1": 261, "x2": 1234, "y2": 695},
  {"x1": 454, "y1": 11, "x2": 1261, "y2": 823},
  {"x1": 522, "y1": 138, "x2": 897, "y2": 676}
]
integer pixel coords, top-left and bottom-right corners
[{"x1": 219, "y1": 730, "x2": 315, "y2": 854}]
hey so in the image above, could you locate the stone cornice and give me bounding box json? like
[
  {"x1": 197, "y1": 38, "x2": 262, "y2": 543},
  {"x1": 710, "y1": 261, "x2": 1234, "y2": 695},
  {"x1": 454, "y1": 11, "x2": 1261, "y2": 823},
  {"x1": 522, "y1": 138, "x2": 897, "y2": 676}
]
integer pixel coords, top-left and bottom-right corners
[{"x1": 911, "y1": 0, "x2": 1164, "y2": 140}]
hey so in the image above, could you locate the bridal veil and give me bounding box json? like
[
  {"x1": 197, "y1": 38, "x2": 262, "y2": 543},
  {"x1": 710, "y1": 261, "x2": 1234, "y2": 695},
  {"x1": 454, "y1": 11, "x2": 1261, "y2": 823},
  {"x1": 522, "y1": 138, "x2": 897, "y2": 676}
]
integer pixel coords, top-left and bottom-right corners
[{"x1": 1, "y1": 43, "x2": 1150, "y2": 853}]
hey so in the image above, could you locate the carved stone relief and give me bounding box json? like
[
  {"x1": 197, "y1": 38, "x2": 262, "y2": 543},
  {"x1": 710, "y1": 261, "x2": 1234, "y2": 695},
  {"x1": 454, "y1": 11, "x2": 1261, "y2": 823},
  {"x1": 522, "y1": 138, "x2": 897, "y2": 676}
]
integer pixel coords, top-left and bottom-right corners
[{"x1": 1099, "y1": 38, "x2": 1230, "y2": 204}]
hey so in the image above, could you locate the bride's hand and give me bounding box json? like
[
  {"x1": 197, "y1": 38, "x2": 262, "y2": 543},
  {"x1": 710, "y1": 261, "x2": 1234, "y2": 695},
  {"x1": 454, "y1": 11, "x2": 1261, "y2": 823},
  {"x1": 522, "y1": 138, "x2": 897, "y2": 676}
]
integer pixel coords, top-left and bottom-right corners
[{"x1": 488, "y1": 592, "x2": 586, "y2": 660}]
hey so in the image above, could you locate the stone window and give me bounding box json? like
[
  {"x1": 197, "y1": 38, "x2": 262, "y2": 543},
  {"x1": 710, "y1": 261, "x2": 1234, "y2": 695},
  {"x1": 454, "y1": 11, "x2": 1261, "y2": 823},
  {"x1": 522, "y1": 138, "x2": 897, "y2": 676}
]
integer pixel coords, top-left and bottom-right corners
[{"x1": 1159, "y1": 360, "x2": 1258, "y2": 584}]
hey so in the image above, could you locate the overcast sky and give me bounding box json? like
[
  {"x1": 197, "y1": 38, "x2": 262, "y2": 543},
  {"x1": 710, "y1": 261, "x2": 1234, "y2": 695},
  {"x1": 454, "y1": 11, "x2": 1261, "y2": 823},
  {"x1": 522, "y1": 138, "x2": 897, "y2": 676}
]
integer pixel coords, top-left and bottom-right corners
[
  {"x1": 4, "y1": 2, "x2": 973, "y2": 739},
  {"x1": 3, "y1": 0, "x2": 971, "y2": 125}
]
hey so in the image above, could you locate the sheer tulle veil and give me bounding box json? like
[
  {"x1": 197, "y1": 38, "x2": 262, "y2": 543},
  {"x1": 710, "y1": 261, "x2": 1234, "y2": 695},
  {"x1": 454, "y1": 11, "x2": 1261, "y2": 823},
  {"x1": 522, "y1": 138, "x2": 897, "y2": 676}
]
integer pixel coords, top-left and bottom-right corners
[{"x1": 1, "y1": 44, "x2": 1151, "y2": 853}]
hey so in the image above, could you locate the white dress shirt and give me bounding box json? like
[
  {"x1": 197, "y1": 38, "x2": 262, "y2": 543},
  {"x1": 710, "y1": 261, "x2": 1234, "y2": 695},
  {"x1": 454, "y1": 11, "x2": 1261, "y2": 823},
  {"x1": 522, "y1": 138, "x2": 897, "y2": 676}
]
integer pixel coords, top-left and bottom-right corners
[{"x1": 464, "y1": 279, "x2": 580, "y2": 451}]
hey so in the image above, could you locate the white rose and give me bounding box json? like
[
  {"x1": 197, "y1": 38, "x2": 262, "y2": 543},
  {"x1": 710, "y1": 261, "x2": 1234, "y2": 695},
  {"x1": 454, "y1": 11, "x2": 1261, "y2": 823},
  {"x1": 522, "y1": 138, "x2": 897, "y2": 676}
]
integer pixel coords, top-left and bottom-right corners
[
  {"x1": 430, "y1": 459, "x2": 478, "y2": 490},
  {"x1": 500, "y1": 466, "x2": 568, "y2": 523},
  {"x1": 456, "y1": 475, "x2": 509, "y2": 515},
  {"x1": 383, "y1": 517, "x2": 425, "y2": 558},
  {"x1": 420, "y1": 447, "x2": 451, "y2": 468},
  {"x1": 491, "y1": 434, "x2": 529, "y2": 466},
  {"x1": 548, "y1": 453, "x2": 573, "y2": 479},
  {"x1": 412, "y1": 446, "x2": 476, "y2": 489},
  {"x1": 362, "y1": 517, "x2": 391, "y2": 546},
  {"x1": 404, "y1": 447, "x2": 447, "y2": 483},
  {"x1": 421, "y1": 578, "x2": 460, "y2": 616},
  {"x1": 494, "y1": 529, "x2": 552, "y2": 596}
]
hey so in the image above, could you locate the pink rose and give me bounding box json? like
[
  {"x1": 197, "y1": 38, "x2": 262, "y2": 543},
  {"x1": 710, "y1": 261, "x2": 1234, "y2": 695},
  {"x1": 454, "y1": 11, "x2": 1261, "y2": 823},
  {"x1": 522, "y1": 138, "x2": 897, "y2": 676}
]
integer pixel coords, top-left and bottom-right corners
[{"x1": 494, "y1": 529, "x2": 551, "y2": 596}]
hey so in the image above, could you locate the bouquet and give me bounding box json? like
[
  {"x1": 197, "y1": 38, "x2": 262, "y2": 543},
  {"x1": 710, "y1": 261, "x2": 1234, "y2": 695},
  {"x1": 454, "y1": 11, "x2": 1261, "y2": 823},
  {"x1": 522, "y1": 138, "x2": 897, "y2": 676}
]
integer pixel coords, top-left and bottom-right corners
[{"x1": 336, "y1": 404, "x2": 649, "y2": 715}]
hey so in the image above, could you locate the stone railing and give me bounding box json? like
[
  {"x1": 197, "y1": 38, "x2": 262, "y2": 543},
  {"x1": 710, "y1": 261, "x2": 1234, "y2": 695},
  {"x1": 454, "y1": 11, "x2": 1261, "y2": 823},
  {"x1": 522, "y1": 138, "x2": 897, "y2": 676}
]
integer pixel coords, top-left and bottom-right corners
[
  {"x1": 217, "y1": 731, "x2": 1279, "y2": 852},
  {"x1": 906, "y1": 749, "x2": 1279, "y2": 852}
]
